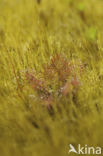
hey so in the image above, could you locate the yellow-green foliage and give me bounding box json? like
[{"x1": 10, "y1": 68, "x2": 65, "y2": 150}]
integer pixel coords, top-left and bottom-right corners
[{"x1": 0, "y1": 0, "x2": 103, "y2": 155}]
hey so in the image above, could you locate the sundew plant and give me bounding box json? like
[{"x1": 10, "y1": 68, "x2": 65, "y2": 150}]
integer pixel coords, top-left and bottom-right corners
[{"x1": 0, "y1": 0, "x2": 103, "y2": 156}]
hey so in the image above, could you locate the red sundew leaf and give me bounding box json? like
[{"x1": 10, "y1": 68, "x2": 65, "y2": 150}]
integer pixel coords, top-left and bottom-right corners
[
  {"x1": 25, "y1": 72, "x2": 35, "y2": 83},
  {"x1": 25, "y1": 71, "x2": 45, "y2": 90},
  {"x1": 25, "y1": 54, "x2": 83, "y2": 107},
  {"x1": 71, "y1": 77, "x2": 80, "y2": 87},
  {"x1": 60, "y1": 82, "x2": 72, "y2": 96}
]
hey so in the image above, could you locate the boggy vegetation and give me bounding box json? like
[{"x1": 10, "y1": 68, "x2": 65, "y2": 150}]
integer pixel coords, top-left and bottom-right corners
[
  {"x1": 25, "y1": 54, "x2": 82, "y2": 108},
  {"x1": 0, "y1": 0, "x2": 103, "y2": 156}
]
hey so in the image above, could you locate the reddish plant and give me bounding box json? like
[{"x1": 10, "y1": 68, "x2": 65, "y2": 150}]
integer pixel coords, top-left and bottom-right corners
[
  {"x1": 44, "y1": 54, "x2": 73, "y2": 82},
  {"x1": 25, "y1": 54, "x2": 84, "y2": 108}
]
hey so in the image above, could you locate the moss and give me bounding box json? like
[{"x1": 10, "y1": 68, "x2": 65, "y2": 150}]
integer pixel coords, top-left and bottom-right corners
[{"x1": 0, "y1": 0, "x2": 103, "y2": 155}]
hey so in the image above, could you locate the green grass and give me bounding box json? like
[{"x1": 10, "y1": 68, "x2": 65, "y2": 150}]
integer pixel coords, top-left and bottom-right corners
[{"x1": 0, "y1": 0, "x2": 103, "y2": 155}]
